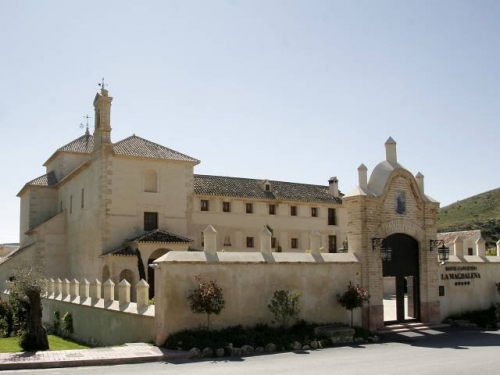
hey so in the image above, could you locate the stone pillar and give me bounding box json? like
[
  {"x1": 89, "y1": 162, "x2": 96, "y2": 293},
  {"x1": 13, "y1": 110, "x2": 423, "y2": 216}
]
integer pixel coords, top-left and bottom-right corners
[
  {"x1": 70, "y1": 279, "x2": 80, "y2": 297},
  {"x1": 260, "y1": 226, "x2": 272, "y2": 253},
  {"x1": 453, "y1": 237, "x2": 463, "y2": 257},
  {"x1": 118, "y1": 279, "x2": 131, "y2": 304},
  {"x1": 103, "y1": 279, "x2": 115, "y2": 301},
  {"x1": 136, "y1": 279, "x2": 150, "y2": 307},
  {"x1": 55, "y1": 278, "x2": 62, "y2": 296},
  {"x1": 80, "y1": 279, "x2": 90, "y2": 298},
  {"x1": 385, "y1": 137, "x2": 397, "y2": 163},
  {"x1": 309, "y1": 230, "x2": 321, "y2": 254},
  {"x1": 497, "y1": 240, "x2": 500, "y2": 257},
  {"x1": 62, "y1": 279, "x2": 70, "y2": 297},
  {"x1": 203, "y1": 225, "x2": 217, "y2": 253},
  {"x1": 90, "y1": 279, "x2": 102, "y2": 299},
  {"x1": 48, "y1": 278, "x2": 55, "y2": 296},
  {"x1": 415, "y1": 172, "x2": 424, "y2": 195},
  {"x1": 358, "y1": 164, "x2": 368, "y2": 191},
  {"x1": 476, "y1": 238, "x2": 486, "y2": 257}
]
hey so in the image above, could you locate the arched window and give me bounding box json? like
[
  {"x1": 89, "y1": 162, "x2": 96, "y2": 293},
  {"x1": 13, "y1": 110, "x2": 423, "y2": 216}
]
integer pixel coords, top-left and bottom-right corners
[
  {"x1": 144, "y1": 170, "x2": 158, "y2": 193},
  {"x1": 148, "y1": 249, "x2": 170, "y2": 299}
]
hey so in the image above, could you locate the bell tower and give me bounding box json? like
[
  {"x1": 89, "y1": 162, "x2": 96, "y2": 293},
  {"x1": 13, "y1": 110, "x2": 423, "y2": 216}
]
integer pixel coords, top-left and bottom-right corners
[{"x1": 93, "y1": 79, "x2": 113, "y2": 151}]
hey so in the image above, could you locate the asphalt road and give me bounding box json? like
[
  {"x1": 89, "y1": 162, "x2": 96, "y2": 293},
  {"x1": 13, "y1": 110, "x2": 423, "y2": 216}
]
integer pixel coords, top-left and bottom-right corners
[{"x1": 6, "y1": 327, "x2": 500, "y2": 375}]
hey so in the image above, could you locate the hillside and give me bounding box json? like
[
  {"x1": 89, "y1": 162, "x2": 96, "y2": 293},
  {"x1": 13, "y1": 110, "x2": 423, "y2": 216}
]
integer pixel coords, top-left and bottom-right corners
[{"x1": 437, "y1": 188, "x2": 500, "y2": 249}]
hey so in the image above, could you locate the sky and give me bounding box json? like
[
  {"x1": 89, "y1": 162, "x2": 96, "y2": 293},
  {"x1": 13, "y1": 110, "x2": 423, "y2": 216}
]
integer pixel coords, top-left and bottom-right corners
[{"x1": 1, "y1": 1, "x2": 499, "y2": 244}]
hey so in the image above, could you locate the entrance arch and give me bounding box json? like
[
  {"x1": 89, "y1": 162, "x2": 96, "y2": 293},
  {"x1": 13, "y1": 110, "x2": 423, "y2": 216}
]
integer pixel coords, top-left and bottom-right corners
[{"x1": 382, "y1": 233, "x2": 420, "y2": 323}]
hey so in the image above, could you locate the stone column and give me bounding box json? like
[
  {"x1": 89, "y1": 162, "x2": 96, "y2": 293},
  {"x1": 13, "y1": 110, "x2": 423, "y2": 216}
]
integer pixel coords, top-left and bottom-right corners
[
  {"x1": 496, "y1": 240, "x2": 500, "y2": 257},
  {"x1": 203, "y1": 225, "x2": 217, "y2": 253},
  {"x1": 118, "y1": 279, "x2": 131, "y2": 304},
  {"x1": 103, "y1": 279, "x2": 115, "y2": 301},
  {"x1": 260, "y1": 226, "x2": 272, "y2": 253},
  {"x1": 90, "y1": 279, "x2": 102, "y2": 299},
  {"x1": 80, "y1": 279, "x2": 90, "y2": 298},
  {"x1": 55, "y1": 278, "x2": 62, "y2": 297},
  {"x1": 136, "y1": 279, "x2": 150, "y2": 307},
  {"x1": 309, "y1": 230, "x2": 321, "y2": 255},
  {"x1": 70, "y1": 279, "x2": 80, "y2": 297},
  {"x1": 62, "y1": 279, "x2": 70, "y2": 297}
]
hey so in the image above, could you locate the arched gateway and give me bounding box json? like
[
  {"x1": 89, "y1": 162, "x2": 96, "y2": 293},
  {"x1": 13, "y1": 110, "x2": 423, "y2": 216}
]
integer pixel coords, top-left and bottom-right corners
[{"x1": 343, "y1": 138, "x2": 441, "y2": 330}]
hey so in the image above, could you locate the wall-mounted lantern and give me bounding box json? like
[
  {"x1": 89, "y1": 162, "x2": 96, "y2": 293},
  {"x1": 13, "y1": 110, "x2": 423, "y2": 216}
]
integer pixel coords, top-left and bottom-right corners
[
  {"x1": 372, "y1": 238, "x2": 392, "y2": 262},
  {"x1": 430, "y1": 239, "x2": 450, "y2": 265}
]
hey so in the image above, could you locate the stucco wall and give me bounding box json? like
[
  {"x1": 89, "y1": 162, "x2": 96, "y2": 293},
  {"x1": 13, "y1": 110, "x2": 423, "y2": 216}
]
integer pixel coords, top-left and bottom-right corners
[
  {"x1": 438, "y1": 256, "x2": 500, "y2": 320},
  {"x1": 154, "y1": 251, "x2": 361, "y2": 345},
  {"x1": 191, "y1": 197, "x2": 346, "y2": 252},
  {"x1": 41, "y1": 297, "x2": 155, "y2": 346}
]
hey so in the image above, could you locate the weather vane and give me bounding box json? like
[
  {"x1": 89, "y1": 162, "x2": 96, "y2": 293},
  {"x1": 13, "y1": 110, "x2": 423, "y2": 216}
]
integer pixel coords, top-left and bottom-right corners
[
  {"x1": 98, "y1": 77, "x2": 108, "y2": 90},
  {"x1": 80, "y1": 115, "x2": 91, "y2": 134}
]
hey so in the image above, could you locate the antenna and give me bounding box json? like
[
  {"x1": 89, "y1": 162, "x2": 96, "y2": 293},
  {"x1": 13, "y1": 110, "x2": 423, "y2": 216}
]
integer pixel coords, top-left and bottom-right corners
[{"x1": 82, "y1": 115, "x2": 91, "y2": 135}]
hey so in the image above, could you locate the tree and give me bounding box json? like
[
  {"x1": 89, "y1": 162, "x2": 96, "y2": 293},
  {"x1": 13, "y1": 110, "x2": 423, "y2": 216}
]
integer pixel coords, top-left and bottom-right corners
[
  {"x1": 135, "y1": 248, "x2": 146, "y2": 281},
  {"x1": 267, "y1": 290, "x2": 302, "y2": 328},
  {"x1": 337, "y1": 282, "x2": 370, "y2": 327},
  {"x1": 187, "y1": 275, "x2": 225, "y2": 330},
  {"x1": 11, "y1": 265, "x2": 49, "y2": 351}
]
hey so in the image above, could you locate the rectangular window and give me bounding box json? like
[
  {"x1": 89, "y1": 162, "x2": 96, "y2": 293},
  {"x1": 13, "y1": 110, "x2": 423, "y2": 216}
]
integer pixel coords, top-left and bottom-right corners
[
  {"x1": 81, "y1": 189, "x2": 85, "y2": 209},
  {"x1": 269, "y1": 204, "x2": 276, "y2": 215},
  {"x1": 311, "y1": 207, "x2": 318, "y2": 217},
  {"x1": 246, "y1": 203, "x2": 253, "y2": 214},
  {"x1": 291, "y1": 238, "x2": 298, "y2": 249},
  {"x1": 201, "y1": 232, "x2": 204, "y2": 247},
  {"x1": 467, "y1": 247, "x2": 473, "y2": 256},
  {"x1": 290, "y1": 206, "x2": 297, "y2": 216},
  {"x1": 328, "y1": 208, "x2": 336, "y2": 225},
  {"x1": 223, "y1": 201, "x2": 231, "y2": 213},
  {"x1": 246, "y1": 237, "x2": 254, "y2": 248},
  {"x1": 201, "y1": 199, "x2": 209, "y2": 212},
  {"x1": 328, "y1": 235, "x2": 337, "y2": 253},
  {"x1": 144, "y1": 212, "x2": 158, "y2": 231},
  {"x1": 271, "y1": 237, "x2": 277, "y2": 249},
  {"x1": 70, "y1": 195, "x2": 73, "y2": 214}
]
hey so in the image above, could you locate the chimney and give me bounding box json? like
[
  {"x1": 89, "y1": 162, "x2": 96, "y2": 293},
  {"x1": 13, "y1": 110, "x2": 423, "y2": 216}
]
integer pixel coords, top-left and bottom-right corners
[
  {"x1": 328, "y1": 177, "x2": 339, "y2": 197},
  {"x1": 385, "y1": 137, "x2": 397, "y2": 163},
  {"x1": 358, "y1": 164, "x2": 368, "y2": 190}
]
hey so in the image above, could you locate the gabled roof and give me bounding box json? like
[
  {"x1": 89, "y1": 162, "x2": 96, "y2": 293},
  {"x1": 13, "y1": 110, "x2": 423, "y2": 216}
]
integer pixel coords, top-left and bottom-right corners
[
  {"x1": 26, "y1": 172, "x2": 58, "y2": 188},
  {"x1": 104, "y1": 229, "x2": 193, "y2": 256},
  {"x1": 113, "y1": 135, "x2": 199, "y2": 163},
  {"x1": 45, "y1": 133, "x2": 199, "y2": 165},
  {"x1": 194, "y1": 175, "x2": 342, "y2": 204}
]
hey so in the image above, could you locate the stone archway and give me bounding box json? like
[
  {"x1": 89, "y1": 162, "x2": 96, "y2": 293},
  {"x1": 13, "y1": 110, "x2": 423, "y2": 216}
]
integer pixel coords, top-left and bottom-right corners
[
  {"x1": 148, "y1": 248, "x2": 170, "y2": 299},
  {"x1": 382, "y1": 233, "x2": 420, "y2": 323}
]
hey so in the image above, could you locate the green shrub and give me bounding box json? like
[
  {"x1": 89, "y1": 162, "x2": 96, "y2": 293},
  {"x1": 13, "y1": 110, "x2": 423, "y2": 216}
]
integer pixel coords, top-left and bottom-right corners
[
  {"x1": 445, "y1": 305, "x2": 497, "y2": 329},
  {"x1": 187, "y1": 275, "x2": 225, "y2": 330},
  {"x1": 267, "y1": 290, "x2": 302, "y2": 328},
  {"x1": 62, "y1": 313, "x2": 74, "y2": 335},
  {"x1": 53, "y1": 311, "x2": 61, "y2": 333}
]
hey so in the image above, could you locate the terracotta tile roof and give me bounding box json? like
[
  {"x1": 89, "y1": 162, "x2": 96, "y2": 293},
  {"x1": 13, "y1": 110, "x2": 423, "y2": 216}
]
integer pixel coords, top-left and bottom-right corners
[
  {"x1": 113, "y1": 135, "x2": 199, "y2": 163},
  {"x1": 26, "y1": 171, "x2": 58, "y2": 187},
  {"x1": 53, "y1": 133, "x2": 199, "y2": 163},
  {"x1": 57, "y1": 133, "x2": 94, "y2": 154},
  {"x1": 105, "y1": 229, "x2": 193, "y2": 256},
  {"x1": 194, "y1": 175, "x2": 342, "y2": 204},
  {"x1": 438, "y1": 230, "x2": 481, "y2": 246}
]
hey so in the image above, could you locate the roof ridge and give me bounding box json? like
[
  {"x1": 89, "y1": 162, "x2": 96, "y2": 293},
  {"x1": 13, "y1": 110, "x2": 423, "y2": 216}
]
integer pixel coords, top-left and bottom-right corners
[{"x1": 194, "y1": 174, "x2": 329, "y2": 188}]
